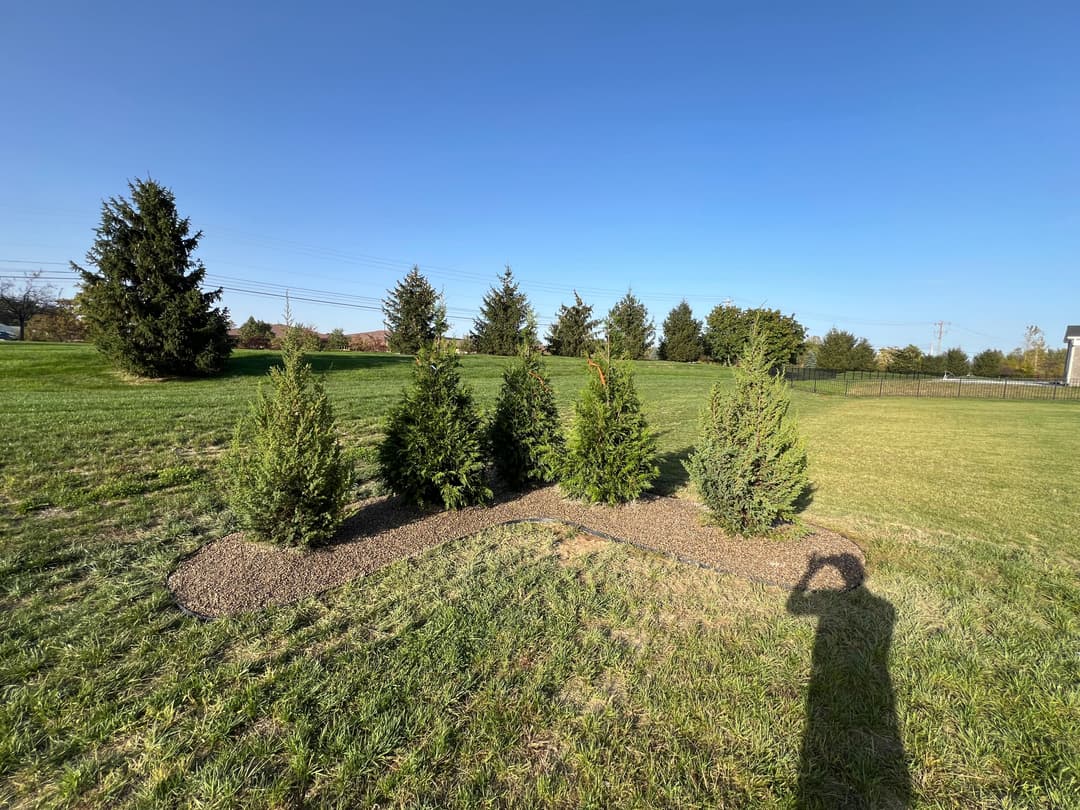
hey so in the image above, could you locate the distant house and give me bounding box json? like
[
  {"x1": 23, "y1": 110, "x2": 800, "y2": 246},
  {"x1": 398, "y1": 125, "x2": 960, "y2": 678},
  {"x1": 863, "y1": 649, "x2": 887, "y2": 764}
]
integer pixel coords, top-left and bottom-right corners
[{"x1": 1065, "y1": 326, "x2": 1080, "y2": 386}]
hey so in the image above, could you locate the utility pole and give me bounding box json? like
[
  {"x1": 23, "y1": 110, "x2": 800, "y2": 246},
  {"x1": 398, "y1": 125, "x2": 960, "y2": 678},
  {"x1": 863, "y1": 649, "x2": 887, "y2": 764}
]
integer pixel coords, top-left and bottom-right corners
[{"x1": 933, "y1": 321, "x2": 949, "y2": 356}]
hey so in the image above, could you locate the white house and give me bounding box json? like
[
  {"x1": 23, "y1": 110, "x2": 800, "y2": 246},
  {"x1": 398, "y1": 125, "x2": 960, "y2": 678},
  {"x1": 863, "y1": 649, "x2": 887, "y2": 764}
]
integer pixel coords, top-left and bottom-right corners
[{"x1": 1065, "y1": 326, "x2": 1080, "y2": 386}]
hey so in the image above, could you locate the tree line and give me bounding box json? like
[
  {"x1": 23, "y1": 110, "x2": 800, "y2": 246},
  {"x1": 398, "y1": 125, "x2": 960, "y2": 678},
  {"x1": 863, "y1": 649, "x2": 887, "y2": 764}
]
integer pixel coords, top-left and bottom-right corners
[{"x1": 806, "y1": 325, "x2": 1067, "y2": 379}]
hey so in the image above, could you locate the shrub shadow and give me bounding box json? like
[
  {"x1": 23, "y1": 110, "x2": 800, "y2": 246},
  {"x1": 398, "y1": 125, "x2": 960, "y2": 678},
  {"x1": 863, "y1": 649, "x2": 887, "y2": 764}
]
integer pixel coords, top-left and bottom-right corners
[
  {"x1": 786, "y1": 554, "x2": 912, "y2": 808},
  {"x1": 651, "y1": 446, "x2": 693, "y2": 496},
  {"x1": 223, "y1": 352, "x2": 414, "y2": 378}
]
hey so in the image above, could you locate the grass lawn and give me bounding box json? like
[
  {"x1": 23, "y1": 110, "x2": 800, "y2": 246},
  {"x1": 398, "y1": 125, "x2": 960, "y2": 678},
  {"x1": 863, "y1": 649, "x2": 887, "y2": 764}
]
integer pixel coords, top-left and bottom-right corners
[{"x1": 2, "y1": 343, "x2": 1078, "y2": 808}]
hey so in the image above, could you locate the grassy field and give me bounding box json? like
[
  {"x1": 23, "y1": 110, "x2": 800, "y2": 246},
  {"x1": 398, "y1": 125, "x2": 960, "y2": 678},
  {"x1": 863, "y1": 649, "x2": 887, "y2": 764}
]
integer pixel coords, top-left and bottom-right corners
[{"x1": 2, "y1": 343, "x2": 1078, "y2": 808}]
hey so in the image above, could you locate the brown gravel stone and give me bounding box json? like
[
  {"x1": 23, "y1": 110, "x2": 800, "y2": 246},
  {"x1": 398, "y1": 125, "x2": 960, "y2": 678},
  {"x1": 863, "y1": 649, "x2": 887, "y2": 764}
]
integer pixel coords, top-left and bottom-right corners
[{"x1": 167, "y1": 487, "x2": 865, "y2": 619}]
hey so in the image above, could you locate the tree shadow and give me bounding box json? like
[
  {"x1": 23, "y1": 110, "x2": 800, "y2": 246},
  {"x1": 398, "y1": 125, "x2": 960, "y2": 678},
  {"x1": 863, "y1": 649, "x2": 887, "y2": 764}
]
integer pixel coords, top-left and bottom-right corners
[
  {"x1": 222, "y1": 351, "x2": 415, "y2": 378},
  {"x1": 786, "y1": 554, "x2": 911, "y2": 808},
  {"x1": 651, "y1": 446, "x2": 693, "y2": 496}
]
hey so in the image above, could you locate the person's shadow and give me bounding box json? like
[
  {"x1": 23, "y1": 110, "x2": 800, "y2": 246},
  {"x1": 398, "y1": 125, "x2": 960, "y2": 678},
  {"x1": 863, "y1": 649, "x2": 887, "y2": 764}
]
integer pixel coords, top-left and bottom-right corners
[{"x1": 786, "y1": 554, "x2": 912, "y2": 809}]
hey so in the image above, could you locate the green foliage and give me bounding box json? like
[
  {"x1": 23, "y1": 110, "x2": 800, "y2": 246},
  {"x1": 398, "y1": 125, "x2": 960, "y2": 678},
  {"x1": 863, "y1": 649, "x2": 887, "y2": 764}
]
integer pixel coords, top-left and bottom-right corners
[
  {"x1": 489, "y1": 345, "x2": 564, "y2": 488},
  {"x1": 944, "y1": 347, "x2": 970, "y2": 376},
  {"x1": 222, "y1": 341, "x2": 351, "y2": 547},
  {"x1": 704, "y1": 304, "x2": 806, "y2": 369},
  {"x1": 658, "y1": 300, "x2": 703, "y2": 362},
  {"x1": 471, "y1": 266, "x2": 536, "y2": 355},
  {"x1": 383, "y1": 266, "x2": 447, "y2": 354},
  {"x1": 236, "y1": 316, "x2": 274, "y2": 348},
  {"x1": 816, "y1": 328, "x2": 876, "y2": 371},
  {"x1": 606, "y1": 290, "x2": 655, "y2": 360},
  {"x1": 546, "y1": 290, "x2": 599, "y2": 357},
  {"x1": 379, "y1": 341, "x2": 491, "y2": 509},
  {"x1": 561, "y1": 355, "x2": 658, "y2": 503},
  {"x1": 887, "y1": 344, "x2": 924, "y2": 373},
  {"x1": 273, "y1": 323, "x2": 322, "y2": 352},
  {"x1": 686, "y1": 328, "x2": 808, "y2": 535},
  {"x1": 73, "y1": 177, "x2": 232, "y2": 376},
  {"x1": 325, "y1": 328, "x2": 349, "y2": 351}
]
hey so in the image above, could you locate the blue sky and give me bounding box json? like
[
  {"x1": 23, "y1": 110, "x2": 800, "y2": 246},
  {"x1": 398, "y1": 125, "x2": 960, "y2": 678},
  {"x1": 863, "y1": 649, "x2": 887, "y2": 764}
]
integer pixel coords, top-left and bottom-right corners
[{"x1": 2, "y1": 1, "x2": 1077, "y2": 355}]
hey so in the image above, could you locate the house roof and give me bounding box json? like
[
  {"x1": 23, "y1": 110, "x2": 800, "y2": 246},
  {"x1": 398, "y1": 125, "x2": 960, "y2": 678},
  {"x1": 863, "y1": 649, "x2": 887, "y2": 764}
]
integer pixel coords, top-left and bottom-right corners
[{"x1": 1066, "y1": 325, "x2": 1080, "y2": 340}]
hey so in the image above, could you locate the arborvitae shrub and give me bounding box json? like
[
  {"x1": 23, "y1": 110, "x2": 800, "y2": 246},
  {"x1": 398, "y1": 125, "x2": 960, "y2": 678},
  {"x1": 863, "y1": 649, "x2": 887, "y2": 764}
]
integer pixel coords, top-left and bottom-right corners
[
  {"x1": 561, "y1": 355, "x2": 658, "y2": 504},
  {"x1": 379, "y1": 341, "x2": 491, "y2": 509},
  {"x1": 490, "y1": 345, "x2": 564, "y2": 489},
  {"x1": 685, "y1": 327, "x2": 809, "y2": 535},
  {"x1": 222, "y1": 339, "x2": 351, "y2": 547}
]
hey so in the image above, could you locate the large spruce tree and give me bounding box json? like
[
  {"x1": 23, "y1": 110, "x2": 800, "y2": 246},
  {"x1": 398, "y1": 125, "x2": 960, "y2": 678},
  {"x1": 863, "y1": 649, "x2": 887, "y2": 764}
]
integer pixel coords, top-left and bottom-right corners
[
  {"x1": 605, "y1": 290, "x2": 655, "y2": 360},
  {"x1": 704, "y1": 304, "x2": 805, "y2": 370},
  {"x1": 471, "y1": 265, "x2": 536, "y2": 355},
  {"x1": 546, "y1": 291, "x2": 599, "y2": 357},
  {"x1": 74, "y1": 178, "x2": 232, "y2": 376},
  {"x1": 658, "y1": 300, "x2": 703, "y2": 362},
  {"x1": 383, "y1": 265, "x2": 447, "y2": 354},
  {"x1": 816, "y1": 328, "x2": 876, "y2": 371}
]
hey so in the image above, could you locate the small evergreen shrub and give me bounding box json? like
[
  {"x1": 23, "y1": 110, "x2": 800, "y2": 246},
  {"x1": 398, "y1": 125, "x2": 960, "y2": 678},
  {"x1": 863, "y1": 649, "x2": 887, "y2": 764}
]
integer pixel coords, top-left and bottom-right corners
[
  {"x1": 222, "y1": 339, "x2": 351, "y2": 547},
  {"x1": 379, "y1": 341, "x2": 491, "y2": 509},
  {"x1": 561, "y1": 355, "x2": 658, "y2": 504},
  {"x1": 490, "y1": 344, "x2": 564, "y2": 489},
  {"x1": 685, "y1": 327, "x2": 809, "y2": 535}
]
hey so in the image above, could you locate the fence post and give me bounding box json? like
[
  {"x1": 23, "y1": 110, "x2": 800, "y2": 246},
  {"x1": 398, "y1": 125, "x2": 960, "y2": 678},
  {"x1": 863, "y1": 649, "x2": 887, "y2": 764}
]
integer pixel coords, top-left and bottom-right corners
[
  {"x1": 879, "y1": 374, "x2": 884, "y2": 397},
  {"x1": 1002, "y1": 378, "x2": 1007, "y2": 399},
  {"x1": 915, "y1": 376, "x2": 920, "y2": 398},
  {"x1": 957, "y1": 378, "x2": 962, "y2": 398},
  {"x1": 844, "y1": 374, "x2": 849, "y2": 396}
]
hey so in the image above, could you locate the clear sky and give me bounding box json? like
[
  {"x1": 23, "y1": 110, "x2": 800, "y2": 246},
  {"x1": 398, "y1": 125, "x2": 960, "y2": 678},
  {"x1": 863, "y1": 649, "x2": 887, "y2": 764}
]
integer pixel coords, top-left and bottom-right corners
[{"x1": 2, "y1": 1, "x2": 1077, "y2": 355}]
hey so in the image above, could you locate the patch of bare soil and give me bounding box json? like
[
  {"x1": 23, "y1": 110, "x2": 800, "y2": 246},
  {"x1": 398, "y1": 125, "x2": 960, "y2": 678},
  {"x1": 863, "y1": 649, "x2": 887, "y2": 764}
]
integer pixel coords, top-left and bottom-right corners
[{"x1": 167, "y1": 487, "x2": 865, "y2": 619}]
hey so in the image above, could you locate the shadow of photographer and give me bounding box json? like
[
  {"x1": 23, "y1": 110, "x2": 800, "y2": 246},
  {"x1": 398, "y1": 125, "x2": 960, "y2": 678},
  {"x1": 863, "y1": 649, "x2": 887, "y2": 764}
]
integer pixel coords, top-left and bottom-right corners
[{"x1": 786, "y1": 553, "x2": 912, "y2": 809}]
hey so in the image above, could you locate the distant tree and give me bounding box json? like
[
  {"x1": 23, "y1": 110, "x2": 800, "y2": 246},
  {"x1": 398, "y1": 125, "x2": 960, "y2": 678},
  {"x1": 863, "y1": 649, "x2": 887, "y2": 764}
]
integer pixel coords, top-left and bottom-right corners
[
  {"x1": 748, "y1": 308, "x2": 807, "y2": 370},
  {"x1": 798, "y1": 335, "x2": 823, "y2": 368},
  {"x1": 26, "y1": 299, "x2": 87, "y2": 342},
  {"x1": 971, "y1": 349, "x2": 1005, "y2": 378},
  {"x1": 74, "y1": 177, "x2": 232, "y2": 376},
  {"x1": 685, "y1": 326, "x2": 808, "y2": 535},
  {"x1": 379, "y1": 341, "x2": 490, "y2": 509},
  {"x1": 324, "y1": 328, "x2": 348, "y2": 351},
  {"x1": 546, "y1": 291, "x2": 600, "y2": 357},
  {"x1": 922, "y1": 354, "x2": 947, "y2": 375},
  {"x1": 274, "y1": 324, "x2": 322, "y2": 352},
  {"x1": 1022, "y1": 325, "x2": 1047, "y2": 376},
  {"x1": 658, "y1": 300, "x2": 703, "y2": 362},
  {"x1": 887, "y1": 345, "x2": 924, "y2": 373},
  {"x1": 1, "y1": 270, "x2": 58, "y2": 341},
  {"x1": 236, "y1": 316, "x2": 274, "y2": 349},
  {"x1": 471, "y1": 265, "x2": 536, "y2": 355},
  {"x1": 383, "y1": 265, "x2": 447, "y2": 354},
  {"x1": 703, "y1": 303, "x2": 748, "y2": 365},
  {"x1": 944, "y1": 347, "x2": 970, "y2": 376},
  {"x1": 489, "y1": 344, "x2": 564, "y2": 489},
  {"x1": 561, "y1": 355, "x2": 658, "y2": 503},
  {"x1": 605, "y1": 290, "x2": 655, "y2": 360},
  {"x1": 816, "y1": 329, "x2": 875, "y2": 371}
]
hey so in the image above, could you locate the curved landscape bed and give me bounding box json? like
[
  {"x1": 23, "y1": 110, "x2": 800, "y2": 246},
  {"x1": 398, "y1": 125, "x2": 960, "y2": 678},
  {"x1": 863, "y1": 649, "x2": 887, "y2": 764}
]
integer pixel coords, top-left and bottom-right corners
[{"x1": 168, "y1": 486, "x2": 866, "y2": 618}]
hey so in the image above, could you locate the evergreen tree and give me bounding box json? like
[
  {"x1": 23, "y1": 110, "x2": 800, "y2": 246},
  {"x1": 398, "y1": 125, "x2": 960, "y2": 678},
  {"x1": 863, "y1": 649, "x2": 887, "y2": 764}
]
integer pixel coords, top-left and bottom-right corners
[
  {"x1": 222, "y1": 336, "x2": 351, "y2": 547},
  {"x1": 74, "y1": 178, "x2": 232, "y2": 376},
  {"x1": 471, "y1": 266, "x2": 535, "y2": 355},
  {"x1": 703, "y1": 303, "x2": 749, "y2": 364},
  {"x1": 383, "y1": 265, "x2": 446, "y2": 354},
  {"x1": 325, "y1": 328, "x2": 349, "y2": 351},
  {"x1": 605, "y1": 290, "x2": 655, "y2": 360},
  {"x1": 816, "y1": 328, "x2": 876, "y2": 371},
  {"x1": 972, "y1": 349, "x2": 1005, "y2": 377},
  {"x1": 546, "y1": 291, "x2": 599, "y2": 357},
  {"x1": 236, "y1": 316, "x2": 274, "y2": 348},
  {"x1": 561, "y1": 355, "x2": 658, "y2": 504},
  {"x1": 379, "y1": 341, "x2": 491, "y2": 509},
  {"x1": 658, "y1": 300, "x2": 703, "y2": 361},
  {"x1": 685, "y1": 327, "x2": 809, "y2": 535},
  {"x1": 887, "y1": 345, "x2": 924, "y2": 373},
  {"x1": 490, "y1": 344, "x2": 564, "y2": 489}
]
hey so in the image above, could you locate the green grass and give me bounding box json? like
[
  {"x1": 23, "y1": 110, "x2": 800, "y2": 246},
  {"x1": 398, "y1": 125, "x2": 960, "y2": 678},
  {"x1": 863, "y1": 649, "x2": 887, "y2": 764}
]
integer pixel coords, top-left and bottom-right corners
[{"x1": 2, "y1": 343, "x2": 1079, "y2": 808}]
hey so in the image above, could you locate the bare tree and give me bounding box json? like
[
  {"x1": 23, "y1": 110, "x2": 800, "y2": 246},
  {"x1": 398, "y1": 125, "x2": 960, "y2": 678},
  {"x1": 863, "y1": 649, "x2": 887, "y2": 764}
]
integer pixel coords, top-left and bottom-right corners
[{"x1": 0, "y1": 270, "x2": 57, "y2": 340}]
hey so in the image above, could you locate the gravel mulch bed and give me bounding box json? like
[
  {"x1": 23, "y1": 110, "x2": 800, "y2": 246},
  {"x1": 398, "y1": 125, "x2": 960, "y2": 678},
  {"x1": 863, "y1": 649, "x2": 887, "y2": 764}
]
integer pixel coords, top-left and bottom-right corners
[{"x1": 168, "y1": 487, "x2": 865, "y2": 619}]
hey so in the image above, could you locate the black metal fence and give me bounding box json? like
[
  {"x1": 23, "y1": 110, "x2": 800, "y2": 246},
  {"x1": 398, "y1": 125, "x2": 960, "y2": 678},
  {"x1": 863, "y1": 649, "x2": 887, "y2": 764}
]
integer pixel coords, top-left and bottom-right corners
[{"x1": 784, "y1": 367, "x2": 1080, "y2": 402}]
